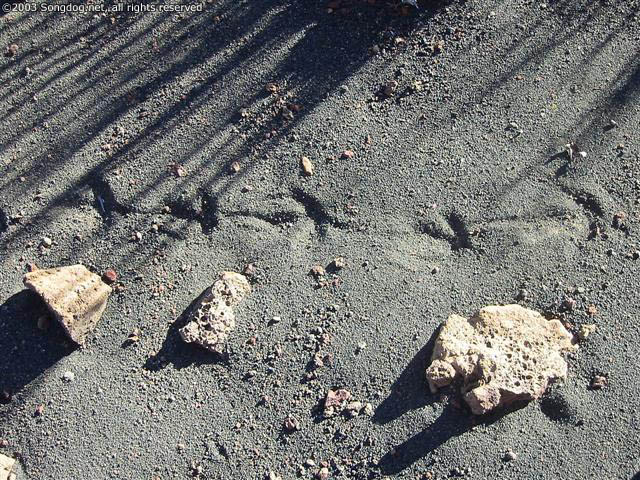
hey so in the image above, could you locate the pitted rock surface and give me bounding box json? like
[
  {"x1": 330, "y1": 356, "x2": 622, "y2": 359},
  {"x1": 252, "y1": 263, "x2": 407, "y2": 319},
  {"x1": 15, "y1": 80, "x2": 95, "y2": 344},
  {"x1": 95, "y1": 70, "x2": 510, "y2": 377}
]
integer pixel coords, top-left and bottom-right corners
[
  {"x1": 0, "y1": 453, "x2": 17, "y2": 480},
  {"x1": 179, "y1": 272, "x2": 251, "y2": 353},
  {"x1": 23, "y1": 264, "x2": 112, "y2": 345},
  {"x1": 426, "y1": 304, "x2": 576, "y2": 415}
]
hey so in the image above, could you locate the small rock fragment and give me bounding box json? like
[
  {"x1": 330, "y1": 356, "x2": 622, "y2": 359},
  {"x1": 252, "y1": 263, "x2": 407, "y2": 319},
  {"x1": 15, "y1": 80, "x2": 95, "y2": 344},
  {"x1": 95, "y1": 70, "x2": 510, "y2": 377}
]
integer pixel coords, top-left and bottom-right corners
[
  {"x1": 561, "y1": 297, "x2": 577, "y2": 311},
  {"x1": 425, "y1": 305, "x2": 576, "y2": 415},
  {"x1": 344, "y1": 401, "x2": 363, "y2": 418},
  {"x1": 300, "y1": 156, "x2": 314, "y2": 176},
  {"x1": 383, "y1": 80, "x2": 398, "y2": 97},
  {"x1": 503, "y1": 450, "x2": 517, "y2": 462},
  {"x1": 266, "y1": 472, "x2": 282, "y2": 480},
  {"x1": 0, "y1": 453, "x2": 16, "y2": 480},
  {"x1": 4, "y1": 44, "x2": 18, "y2": 57},
  {"x1": 243, "y1": 263, "x2": 257, "y2": 277},
  {"x1": 23, "y1": 265, "x2": 112, "y2": 345},
  {"x1": 577, "y1": 324, "x2": 596, "y2": 341},
  {"x1": 102, "y1": 268, "x2": 117, "y2": 284},
  {"x1": 310, "y1": 265, "x2": 325, "y2": 277},
  {"x1": 283, "y1": 415, "x2": 301, "y2": 432},
  {"x1": 329, "y1": 257, "x2": 346, "y2": 271},
  {"x1": 62, "y1": 371, "x2": 75, "y2": 382},
  {"x1": 34, "y1": 404, "x2": 45, "y2": 416},
  {"x1": 125, "y1": 328, "x2": 141, "y2": 345},
  {"x1": 230, "y1": 161, "x2": 241, "y2": 174},
  {"x1": 170, "y1": 163, "x2": 186, "y2": 177},
  {"x1": 265, "y1": 83, "x2": 279, "y2": 94},
  {"x1": 316, "y1": 467, "x2": 330, "y2": 480},
  {"x1": 324, "y1": 388, "x2": 351, "y2": 417},
  {"x1": 564, "y1": 143, "x2": 584, "y2": 161},
  {"x1": 41, "y1": 237, "x2": 53, "y2": 248},
  {"x1": 586, "y1": 305, "x2": 597, "y2": 316},
  {"x1": 590, "y1": 375, "x2": 607, "y2": 390},
  {"x1": 612, "y1": 211, "x2": 627, "y2": 230},
  {"x1": 341, "y1": 150, "x2": 355, "y2": 159},
  {"x1": 179, "y1": 272, "x2": 251, "y2": 353}
]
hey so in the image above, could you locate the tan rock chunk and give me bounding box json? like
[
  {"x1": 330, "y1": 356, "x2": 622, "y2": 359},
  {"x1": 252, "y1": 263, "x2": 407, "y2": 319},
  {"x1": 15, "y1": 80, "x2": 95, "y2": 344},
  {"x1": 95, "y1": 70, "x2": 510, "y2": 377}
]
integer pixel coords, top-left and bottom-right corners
[
  {"x1": 23, "y1": 264, "x2": 112, "y2": 345},
  {"x1": 425, "y1": 304, "x2": 576, "y2": 415},
  {"x1": 179, "y1": 272, "x2": 251, "y2": 353},
  {"x1": 300, "y1": 156, "x2": 314, "y2": 176},
  {"x1": 0, "y1": 453, "x2": 16, "y2": 480}
]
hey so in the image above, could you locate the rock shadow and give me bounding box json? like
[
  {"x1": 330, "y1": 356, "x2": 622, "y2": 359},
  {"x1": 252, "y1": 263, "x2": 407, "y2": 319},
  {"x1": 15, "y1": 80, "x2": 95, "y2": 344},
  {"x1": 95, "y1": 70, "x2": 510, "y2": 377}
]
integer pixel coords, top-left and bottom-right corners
[
  {"x1": 0, "y1": 290, "x2": 76, "y2": 401},
  {"x1": 374, "y1": 326, "x2": 529, "y2": 475},
  {"x1": 143, "y1": 287, "x2": 228, "y2": 371},
  {"x1": 373, "y1": 326, "x2": 441, "y2": 425}
]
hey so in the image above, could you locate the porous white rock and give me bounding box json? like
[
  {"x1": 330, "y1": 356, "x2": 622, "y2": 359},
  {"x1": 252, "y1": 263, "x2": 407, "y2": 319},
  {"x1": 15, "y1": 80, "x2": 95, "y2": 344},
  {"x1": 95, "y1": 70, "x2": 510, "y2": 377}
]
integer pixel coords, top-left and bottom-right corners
[
  {"x1": 179, "y1": 272, "x2": 251, "y2": 353},
  {"x1": 23, "y1": 264, "x2": 111, "y2": 345},
  {"x1": 426, "y1": 304, "x2": 576, "y2": 414}
]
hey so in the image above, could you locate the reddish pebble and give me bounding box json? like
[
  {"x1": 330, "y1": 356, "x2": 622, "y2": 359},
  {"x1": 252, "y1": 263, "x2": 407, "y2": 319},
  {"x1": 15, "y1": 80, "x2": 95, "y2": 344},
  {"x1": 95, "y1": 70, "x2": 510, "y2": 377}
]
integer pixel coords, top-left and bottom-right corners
[
  {"x1": 102, "y1": 269, "x2": 117, "y2": 284},
  {"x1": 341, "y1": 149, "x2": 355, "y2": 159}
]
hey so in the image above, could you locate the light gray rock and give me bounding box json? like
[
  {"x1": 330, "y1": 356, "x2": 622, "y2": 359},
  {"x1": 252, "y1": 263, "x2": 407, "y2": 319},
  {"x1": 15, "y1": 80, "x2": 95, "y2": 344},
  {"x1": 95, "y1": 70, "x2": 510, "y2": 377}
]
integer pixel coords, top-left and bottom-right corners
[
  {"x1": 0, "y1": 453, "x2": 16, "y2": 480},
  {"x1": 425, "y1": 304, "x2": 576, "y2": 415},
  {"x1": 23, "y1": 264, "x2": 112, "y2": 345},
  {"x1": 179, "y1": 272, "x2": 251, "y2": 353}
]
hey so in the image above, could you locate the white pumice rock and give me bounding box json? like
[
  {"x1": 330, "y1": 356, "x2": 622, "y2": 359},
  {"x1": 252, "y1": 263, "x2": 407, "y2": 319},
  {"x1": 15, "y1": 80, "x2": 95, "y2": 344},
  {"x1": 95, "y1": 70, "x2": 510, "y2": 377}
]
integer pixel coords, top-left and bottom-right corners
[
  {"x1": 179, "y1": 272, "x2": 251, "y2": 353},
  {"x1": 426, "y1": 304, "x2": 576, "y2": 415}
]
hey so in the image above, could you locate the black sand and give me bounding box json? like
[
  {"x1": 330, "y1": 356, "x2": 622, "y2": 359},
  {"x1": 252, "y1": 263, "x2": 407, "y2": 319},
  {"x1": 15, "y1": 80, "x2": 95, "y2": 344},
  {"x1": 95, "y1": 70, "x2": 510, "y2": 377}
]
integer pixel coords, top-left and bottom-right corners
[{"x1": 1, "y1": 0, "x2": 639, "y2": 478}]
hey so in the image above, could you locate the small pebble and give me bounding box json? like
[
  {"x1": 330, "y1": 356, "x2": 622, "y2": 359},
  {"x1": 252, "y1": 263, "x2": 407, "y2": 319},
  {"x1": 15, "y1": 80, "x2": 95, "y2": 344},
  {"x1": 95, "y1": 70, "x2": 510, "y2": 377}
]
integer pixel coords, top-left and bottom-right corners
[
  {"x1": 5, "y1": 44, "x2": 18, "y2": 57},
  {"x1": 503, "y1": 450, "x2": 517, "y2": 462},
  {"x1": 62, "y1": 371, "x2": 75, "y2": 382},
  {"x1": 561, "y1": 297, "x2": 577, "y2": 311},
  {"x1": 578, "y1": 324, "x2": 596, "y2": 341},
  {"x1": 330, "y1": 257, "x2": 346, "y2": 270},
  {"x1": 300, "y1": 156, "x2": 314, "y2": 176},
  {"x1": 283, "y1": 415, "x2": 300, "y2": 432},
  {"x1": 316, "y1": 467, "x2": 329, "y2": 480},
  {"x1": 591, "y1": 375, "x2": 608, "y2": 390},
  {"x1": 102, "y1": 269, "x2": 117, "y2": 284}
]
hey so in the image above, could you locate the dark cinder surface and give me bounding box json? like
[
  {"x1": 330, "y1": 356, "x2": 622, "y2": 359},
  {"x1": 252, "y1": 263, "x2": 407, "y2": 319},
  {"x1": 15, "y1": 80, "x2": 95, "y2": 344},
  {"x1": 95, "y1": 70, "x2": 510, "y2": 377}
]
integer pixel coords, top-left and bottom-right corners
[{"x1": 1, "y1": 0, "x2": 639, "y2": 478}]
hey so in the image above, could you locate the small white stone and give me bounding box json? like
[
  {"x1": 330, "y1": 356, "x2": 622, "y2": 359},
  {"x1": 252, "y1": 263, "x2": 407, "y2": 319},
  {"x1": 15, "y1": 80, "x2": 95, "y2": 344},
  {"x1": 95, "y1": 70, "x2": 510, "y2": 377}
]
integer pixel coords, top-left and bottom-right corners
[
  {"x1": 62, "y1": 371, "x2": 75, "y2": 382},
  {"x1": 41, "y1": 237, "x2": 53, "y2": 247}
]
